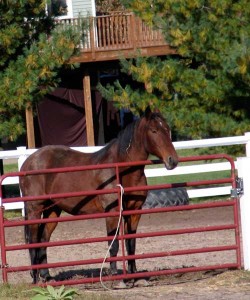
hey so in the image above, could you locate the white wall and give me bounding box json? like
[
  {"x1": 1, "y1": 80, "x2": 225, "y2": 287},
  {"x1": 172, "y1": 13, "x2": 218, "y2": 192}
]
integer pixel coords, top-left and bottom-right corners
[
  {"x1": 72, "y1": 0, "x2": 96, "y2": 17},
  {"x1": 55, "y1": 0, "x2": 96, "y2": 19}
]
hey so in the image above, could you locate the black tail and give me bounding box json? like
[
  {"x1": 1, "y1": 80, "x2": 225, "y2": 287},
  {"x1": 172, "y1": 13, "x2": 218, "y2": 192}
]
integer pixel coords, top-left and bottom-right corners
[{"x1": 24, "y1": 203, "x2": 30, "y2": 244}]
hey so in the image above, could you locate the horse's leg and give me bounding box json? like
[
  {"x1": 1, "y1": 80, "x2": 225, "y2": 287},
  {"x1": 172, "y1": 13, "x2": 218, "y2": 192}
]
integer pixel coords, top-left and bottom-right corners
[
  {"x1": 124, "y1": 214, "x2": 141, "y2": 274},
  {"x1": 38, "y1": 206, "x2": 62, "y2": 282},
  {"x1": 24, "y1": 204, "x2": 43, "y2": 284},
  {"x1": 106, "y1": 216, "x2": 120, "y2": 275}
]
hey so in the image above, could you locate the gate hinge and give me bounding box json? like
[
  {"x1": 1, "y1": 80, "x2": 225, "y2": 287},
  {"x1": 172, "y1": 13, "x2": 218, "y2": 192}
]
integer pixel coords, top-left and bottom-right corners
[
  {"x1": 231, "y1": 177, "x2": 244, "y2": 197},
  {"x1": 0, "y1": 264, "x2": 9, "y2": 269}
]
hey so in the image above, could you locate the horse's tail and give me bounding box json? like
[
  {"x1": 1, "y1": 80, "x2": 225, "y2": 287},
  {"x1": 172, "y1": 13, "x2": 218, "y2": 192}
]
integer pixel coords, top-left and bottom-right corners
[{"x1": 24, "y1": 203, "x2": 30, "y2": 244}]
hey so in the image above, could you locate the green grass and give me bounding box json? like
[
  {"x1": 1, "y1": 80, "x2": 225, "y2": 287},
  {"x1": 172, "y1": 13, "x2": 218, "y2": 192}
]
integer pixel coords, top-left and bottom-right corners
[
  {"x1": 4, "y1": 209, "x2": 22, "y2": 219},
  {"x1": 177, "y1": 146, "x2": 244, "y2": 160},
  {"x1": 0, "y1": 283, "x2": 117, "y2": 299},
  {"x1": 3, "y1": 163, "x2": 18, "y2": 173},
  {"x1": 0, "y1": 283, "x2": 33, "y2": 300},
  {"x1": 147, "y1": 147, "x2": 234, "y2": 185},
  {"x1": 147, "y1": 170, "x2": 231, "y2": 185}
]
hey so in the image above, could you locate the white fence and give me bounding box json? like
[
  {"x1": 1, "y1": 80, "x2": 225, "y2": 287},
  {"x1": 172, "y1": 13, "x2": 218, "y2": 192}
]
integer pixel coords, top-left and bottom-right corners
[{"x1": 1, "y1": 132, "x2": 250, "y2": 213}]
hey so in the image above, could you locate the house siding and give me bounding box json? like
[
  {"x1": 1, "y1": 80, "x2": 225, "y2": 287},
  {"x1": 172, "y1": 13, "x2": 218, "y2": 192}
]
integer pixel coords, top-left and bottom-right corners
[{"x1": 72, "y1": 0, "x2": 95, "y2": 17}]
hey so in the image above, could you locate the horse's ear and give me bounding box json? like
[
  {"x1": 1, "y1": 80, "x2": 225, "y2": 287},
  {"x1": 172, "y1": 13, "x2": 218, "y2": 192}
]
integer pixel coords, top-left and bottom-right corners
[
  {"x1": 144, "y1": 106, "x2": 152, "y2": 118},
  {"x1": 138, "y1": 108, "x2": 144, "y2": 117}
]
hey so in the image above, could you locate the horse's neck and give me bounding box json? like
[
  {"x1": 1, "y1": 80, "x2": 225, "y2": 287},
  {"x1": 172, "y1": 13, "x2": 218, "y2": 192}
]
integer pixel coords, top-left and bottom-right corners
[{"x1": 125, "y1": 134, "x2": 148, "y2": 162}]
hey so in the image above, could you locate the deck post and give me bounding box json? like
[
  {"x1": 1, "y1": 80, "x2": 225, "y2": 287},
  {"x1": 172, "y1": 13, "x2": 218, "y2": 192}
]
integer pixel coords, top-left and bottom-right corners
[
  {"x1": 130, "y1": 13, "x2": 136, "y2": 50},
  {"x1": 83, "y1": 72, "x2": 95, "y2": 146},
  {"x1": 89, "y1": 16, "x2": 96, "y2": 60},
  {"x1": 25, "y1": 104, "x2": 35, "y2": 148}
]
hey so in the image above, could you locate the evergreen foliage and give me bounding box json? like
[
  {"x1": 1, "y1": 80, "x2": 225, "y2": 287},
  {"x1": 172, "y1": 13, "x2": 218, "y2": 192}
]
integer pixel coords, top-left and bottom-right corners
[
  {"x1": 0, "y1": 0, "x2": 82, "y2": 141},
  {"x1": 99, "y1": 0, "x2": 250, "y2": 139},
  {"x1": 96, "y1": 0, "x2": 125, "y2": 13}
]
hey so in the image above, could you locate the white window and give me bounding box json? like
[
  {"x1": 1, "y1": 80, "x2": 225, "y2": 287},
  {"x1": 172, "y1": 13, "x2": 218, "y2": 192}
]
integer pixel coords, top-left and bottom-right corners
[{"x1": 48, "y1": 0, "x2": 73, "y2": 19}]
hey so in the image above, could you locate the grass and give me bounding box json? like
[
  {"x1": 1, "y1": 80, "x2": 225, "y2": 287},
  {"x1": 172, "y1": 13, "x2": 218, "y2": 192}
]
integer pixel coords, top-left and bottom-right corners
[
  {"x1": 1, "y1": 270, "x2": 250, "y2": 299},
  {"x1": 0, "y1": 283, "x2": 33, "y2": 300},
  {"x1": 147, "y1": 147, "x2": 234, "y2": 185},
  {"x1": 3, "y1": 163, "x2": 18, "y2": 173},
  {"x1": 147, "y1": 170, "x2": 231, "y2": 185},
  {"x1": 4, "y1": 209, "x2": 21, "y2": 219},
  {"x1": 0, "y1": 283, "x2": 117, "y2": 300}
]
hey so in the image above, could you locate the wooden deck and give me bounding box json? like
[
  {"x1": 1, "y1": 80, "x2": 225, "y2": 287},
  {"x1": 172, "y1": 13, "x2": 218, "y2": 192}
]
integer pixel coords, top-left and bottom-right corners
[{"x1": 57, "y1": 13, "x2": 175, "y2": 63}]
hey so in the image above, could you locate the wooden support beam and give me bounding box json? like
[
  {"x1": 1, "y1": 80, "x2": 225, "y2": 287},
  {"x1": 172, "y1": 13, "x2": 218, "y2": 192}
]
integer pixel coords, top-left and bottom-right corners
[
  {"x1": 83, "y1": 73, "x2": 95, "y2": 146},
  {"x1": 25, "y1": 104, "x2": 35, "y2": 149}
]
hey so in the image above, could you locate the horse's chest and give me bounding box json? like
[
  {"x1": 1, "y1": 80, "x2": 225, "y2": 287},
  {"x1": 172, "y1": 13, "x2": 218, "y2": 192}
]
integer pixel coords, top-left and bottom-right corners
[{"x1": 121, "y1": 169, "x2": 145, "y2": 186}]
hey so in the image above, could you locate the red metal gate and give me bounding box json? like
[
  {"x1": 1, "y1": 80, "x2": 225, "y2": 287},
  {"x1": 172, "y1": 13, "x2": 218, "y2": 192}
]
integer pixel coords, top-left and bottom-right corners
[{"x1": 0, "y1": 154, "x2": 241, "y2": 286}]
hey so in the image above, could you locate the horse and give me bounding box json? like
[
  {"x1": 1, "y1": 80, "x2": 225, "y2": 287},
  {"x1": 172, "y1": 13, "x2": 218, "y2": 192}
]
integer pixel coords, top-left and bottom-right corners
[{"x1": 19, "y1": 107, "x2": 178, "y2": 284}]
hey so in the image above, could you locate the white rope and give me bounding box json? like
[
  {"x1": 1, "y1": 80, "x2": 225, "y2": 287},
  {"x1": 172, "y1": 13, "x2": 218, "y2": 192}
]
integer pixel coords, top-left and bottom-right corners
[{"x1": 100, "y1": 184, "x2": 124, "y2": 290}]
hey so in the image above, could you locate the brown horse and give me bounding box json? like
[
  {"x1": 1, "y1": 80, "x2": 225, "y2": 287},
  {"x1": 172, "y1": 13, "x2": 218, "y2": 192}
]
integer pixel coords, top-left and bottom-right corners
[{"x1": 19, "y1": 107, "x2": 178, "y2": 284}]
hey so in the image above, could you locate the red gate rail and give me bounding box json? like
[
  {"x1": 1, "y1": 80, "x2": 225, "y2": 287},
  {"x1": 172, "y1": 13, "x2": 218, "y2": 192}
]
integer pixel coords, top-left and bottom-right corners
[{"x1": 0, "y1": 154, "x2": 241, "y2": 286}]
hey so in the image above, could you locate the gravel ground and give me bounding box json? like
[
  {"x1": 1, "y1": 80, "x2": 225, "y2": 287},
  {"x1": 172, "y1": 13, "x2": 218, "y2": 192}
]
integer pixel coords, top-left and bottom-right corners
[{"x1": 1, "y1": 202, "x2": 250, "y2": 299}]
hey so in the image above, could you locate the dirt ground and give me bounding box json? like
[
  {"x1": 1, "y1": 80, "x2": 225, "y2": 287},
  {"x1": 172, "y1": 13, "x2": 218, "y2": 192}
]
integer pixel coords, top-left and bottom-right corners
[{"x1": 1, "y1": 203, "x2": 250, "y2": 299}]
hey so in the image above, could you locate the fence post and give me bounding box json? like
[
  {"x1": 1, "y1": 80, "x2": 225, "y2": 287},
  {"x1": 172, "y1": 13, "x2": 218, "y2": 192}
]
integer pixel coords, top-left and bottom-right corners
[
  {"x1": 17, "y1": 147, "x2": 27, "y2": 170},
  {"x1": 237, "y1": 156, "x2": 250, "y2": 270},
  {"x1": 245, "y1": 132, "x2": 250, "y2": 157}
]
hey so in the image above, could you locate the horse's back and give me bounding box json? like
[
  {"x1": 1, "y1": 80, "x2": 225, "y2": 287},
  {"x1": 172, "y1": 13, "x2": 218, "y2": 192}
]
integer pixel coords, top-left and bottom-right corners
[
  {"x1": 19, "y1": 145, "x2": 118, "y2": 214},
  {"x1": 20, "y1": 145, "x2": 90, "y2": 196},
  {"x1": 21, "y1": 145, "x2": 85, "y2": 171}
]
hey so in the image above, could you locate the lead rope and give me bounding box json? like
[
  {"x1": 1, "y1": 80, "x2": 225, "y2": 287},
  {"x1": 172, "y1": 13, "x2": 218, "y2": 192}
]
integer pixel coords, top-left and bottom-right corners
[{"x1": 100, "y1": 184, "x2": 124, "y2": 291}]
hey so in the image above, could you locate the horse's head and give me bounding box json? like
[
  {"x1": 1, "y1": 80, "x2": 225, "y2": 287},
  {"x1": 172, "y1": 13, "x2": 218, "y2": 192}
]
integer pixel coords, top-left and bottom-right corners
[{"x1": 142, "y1": 107, "x2": 178, "y2": 170}]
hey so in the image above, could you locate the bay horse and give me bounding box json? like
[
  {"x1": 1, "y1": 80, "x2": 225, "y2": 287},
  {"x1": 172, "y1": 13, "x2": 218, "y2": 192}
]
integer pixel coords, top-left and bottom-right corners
[{"x1": 19, "y1": 107, "x2": 178, "y2": 284}]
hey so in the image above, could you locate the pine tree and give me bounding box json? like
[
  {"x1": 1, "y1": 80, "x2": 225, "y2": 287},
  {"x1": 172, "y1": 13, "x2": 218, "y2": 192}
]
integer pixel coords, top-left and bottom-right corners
[
  {"x1": 0, "y1": 0, "x2": 82, "y2": 141},
  {"x1": 96, "y1": 0, "x2": 125, "y2": 13},
  {"x1": 99, "y1": 0, "x2": 250, "y2": 139}
]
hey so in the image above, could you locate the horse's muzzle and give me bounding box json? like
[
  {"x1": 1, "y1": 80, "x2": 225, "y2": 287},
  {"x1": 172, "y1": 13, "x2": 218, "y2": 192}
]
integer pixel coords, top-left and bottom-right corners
[{"x1": 164, "y1": 155, "x2": 178, "y2": 170}]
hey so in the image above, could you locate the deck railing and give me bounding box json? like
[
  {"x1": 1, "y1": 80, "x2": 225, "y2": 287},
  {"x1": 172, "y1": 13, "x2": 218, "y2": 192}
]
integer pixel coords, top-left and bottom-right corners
[{"x1": 56, "y1": 13, "x2": 167, "y2": 52}]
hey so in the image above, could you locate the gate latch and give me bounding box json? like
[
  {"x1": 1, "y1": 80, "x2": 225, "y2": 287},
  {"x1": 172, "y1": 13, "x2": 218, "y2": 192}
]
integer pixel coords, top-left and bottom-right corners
[{"x1": 231, "y1": 177, "x2": 243, "y2": 197}]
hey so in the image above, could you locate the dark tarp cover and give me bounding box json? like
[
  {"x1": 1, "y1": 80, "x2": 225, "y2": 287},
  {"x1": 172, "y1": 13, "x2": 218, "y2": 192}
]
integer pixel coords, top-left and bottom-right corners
[{"x1": 37, "y1": 88, "x2": 102, "y2": 146}]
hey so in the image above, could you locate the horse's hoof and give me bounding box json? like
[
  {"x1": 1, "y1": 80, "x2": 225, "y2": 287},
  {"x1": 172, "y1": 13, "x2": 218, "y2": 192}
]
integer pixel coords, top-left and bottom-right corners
[
  {"x1": 42, "y1": 275, "x2": 55, "y2": 283},
  {"x1": 134, "y1": 278, "x2": 149, "y2": 287},
  {"x1": 113, "y1": 280, "x2": 128, "y2": 289},
  {"x1": 110, "y1": 270, "x2": 118, "y2": 276}
]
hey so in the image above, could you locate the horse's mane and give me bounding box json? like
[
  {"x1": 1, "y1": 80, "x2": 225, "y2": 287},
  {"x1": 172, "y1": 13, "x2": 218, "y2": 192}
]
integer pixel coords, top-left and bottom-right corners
[
  {"x1": 117, "y1": 119, "x2": 140, "y2": 154},
  {"x1": 92, "y1": 119, "x2": 139, "y2": 162}
]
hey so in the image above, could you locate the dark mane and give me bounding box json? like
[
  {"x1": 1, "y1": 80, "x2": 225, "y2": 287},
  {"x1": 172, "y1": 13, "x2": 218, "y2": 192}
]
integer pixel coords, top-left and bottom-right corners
[
  {"x1": 92, "y1": 119, "x2": 139, "y2": 162},
  {"x1": 116, "y1": 119, "x2": 139, "y2": 155}
]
